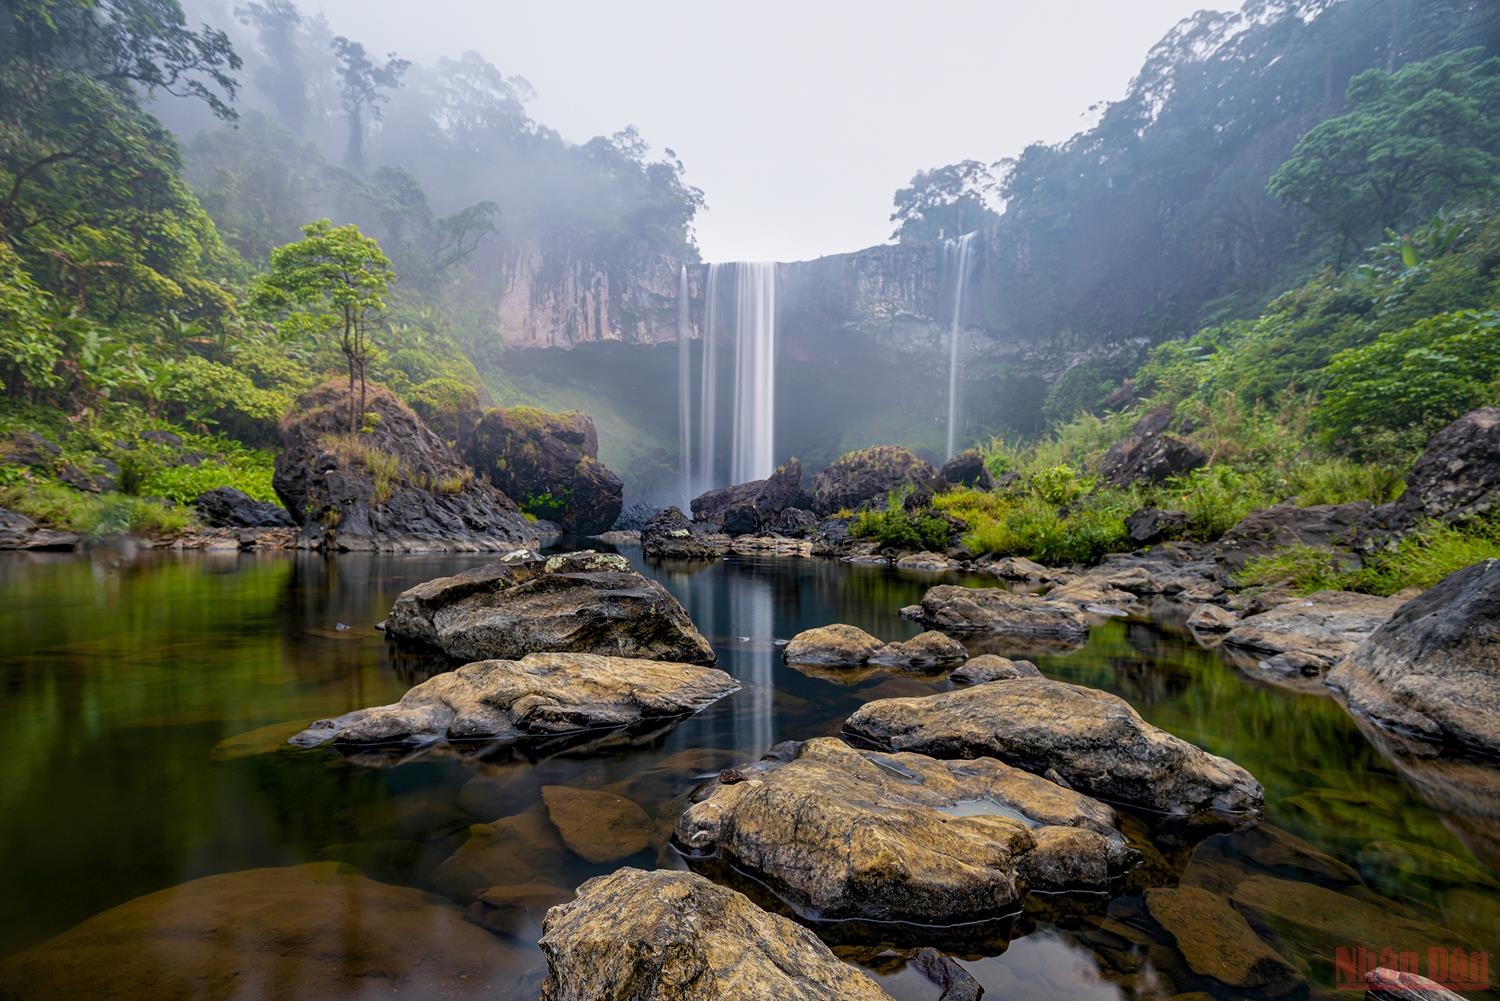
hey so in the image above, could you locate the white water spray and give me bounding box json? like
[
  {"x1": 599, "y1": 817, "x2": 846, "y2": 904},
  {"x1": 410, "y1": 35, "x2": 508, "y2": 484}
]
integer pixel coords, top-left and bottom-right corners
[
  {"x1": 696, "y1": 264, "x2": 722, "y2": 497},
  {"x1": 945, "y1": 232, "x2": 977, "y2": 460},
  {"x1": 677, "y1": 265, "x2": 692, "y2": 508},
  {"x1": 729, "y1": 262, "x2": 777, "y2": 484}
]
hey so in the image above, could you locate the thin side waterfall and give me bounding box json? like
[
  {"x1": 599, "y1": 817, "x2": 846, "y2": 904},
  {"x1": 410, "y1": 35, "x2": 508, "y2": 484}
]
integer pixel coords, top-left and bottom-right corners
[
  {"x1": 696, "y1": 264, "x2": 722, "y2": 497},
  {"x1": 945, "y1": 232, "x2": 977, "y2": 460},
  {"x1": 677, "y1": 265, "x2": 692, "y2": 508},
  {"x1": 729, "y1": 262, "x2": 777, "y2": 484}
]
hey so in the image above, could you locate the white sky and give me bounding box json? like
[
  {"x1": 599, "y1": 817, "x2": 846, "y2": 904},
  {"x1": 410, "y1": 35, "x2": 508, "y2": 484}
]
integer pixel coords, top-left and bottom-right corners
[{"x1": 312, "y1": 1, "x2": 1228, "y2": 263}]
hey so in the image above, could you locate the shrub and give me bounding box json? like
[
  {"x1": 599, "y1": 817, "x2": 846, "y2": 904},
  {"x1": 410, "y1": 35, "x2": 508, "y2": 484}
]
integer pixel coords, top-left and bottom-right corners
[{"x1": 851, "y1": 491, "x2": 952, "y2": 551}]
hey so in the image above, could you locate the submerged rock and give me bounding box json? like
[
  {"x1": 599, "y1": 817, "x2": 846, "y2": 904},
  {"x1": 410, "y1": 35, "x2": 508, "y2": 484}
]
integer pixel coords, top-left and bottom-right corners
[
  {"x1": 1145, "y1": 885, "x2": 1302, "y2": 995},
  {"x1": 273, "y1": 380, "x2": 534, "y2": 551},
  {"x1": 465, "y1": 406, "x2": 624, "y2": 535},
  {"x1": 809, "y1": 445, "x2": 937, "y2": 516},
  {"x1": 540, "y1": 785, "x2": 653, "y2": 863},
  {"x1": 908, "y1": 585, "x2": 1091, "y2": 638},
  {"x1": 641, "y1": 506, "x2": 729, "y2": 560},
  {"x1": 674, "y1": 738, "x2": 1130, "y2": 924},
  {"x1": 0, "y1": 863, "x2": 530, "y2": 1000},
  {"x1": 1222, "y1": 590, "x2": 1404, "y2": 672},
  {"x1": 290, "y1": 652, "x2": 738, "y2": 748},
  {"x1": 845, "y1": 677, "x2": 1263, "y2": 819},
  {"x1": 384, "y1": 550, "x2": 715, "y2": 664},
  {"x1": 1329, "y1": 560, "x2": 1500, "y2": 755},
  {"x1": 782, "y1": 624, "x2": 967, "y2": 670},
  {"x1": 539, "y1": 867, "x2": 895, "y2": 1001}
]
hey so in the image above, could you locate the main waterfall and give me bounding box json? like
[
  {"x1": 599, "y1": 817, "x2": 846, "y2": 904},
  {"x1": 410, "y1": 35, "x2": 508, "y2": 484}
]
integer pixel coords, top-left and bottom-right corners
[
  {"x1": 677, "y1": 265, "x2": 692, "y2": 507},
  {"x1": 680, "y1": 262, "x2": 778, "y2": 498},
  {"x1": 945, "y1": 232, "x2": 977, "y2": 460}
]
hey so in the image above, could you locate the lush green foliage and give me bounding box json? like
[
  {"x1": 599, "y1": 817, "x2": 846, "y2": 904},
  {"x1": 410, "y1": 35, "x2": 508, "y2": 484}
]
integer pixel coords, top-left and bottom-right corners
[
  {"x1": 851, "y1": 491, "x2": 953, "y2": 552},
  {"x1": 890, "y1": 161, "x2": 1000, "y2": 242},
  {"x1": 1241, "y1": 517, "x2": 1500, "y2": 596}
]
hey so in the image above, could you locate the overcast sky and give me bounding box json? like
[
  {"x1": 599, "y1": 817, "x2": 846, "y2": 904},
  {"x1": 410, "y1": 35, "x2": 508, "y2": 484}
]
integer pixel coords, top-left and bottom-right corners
[{"x1": 311, "y1": 1, "x2": 1228, "y2": 263}]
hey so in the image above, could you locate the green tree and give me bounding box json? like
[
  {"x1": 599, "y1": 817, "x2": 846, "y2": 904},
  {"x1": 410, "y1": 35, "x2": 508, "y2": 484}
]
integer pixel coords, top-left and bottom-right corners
[
  {"x1": 252, "y1": 219, "x2": 394, "y2": 431},
  {"x1": 890, "y1": 160, "x2": 1000, "y2": 242},
  {"x1": 330, "y1": 35, "x2": 408, "y2": 172},
  {"x1": 1269, "y1": 51, "x2": 1500, "y2": 255}
]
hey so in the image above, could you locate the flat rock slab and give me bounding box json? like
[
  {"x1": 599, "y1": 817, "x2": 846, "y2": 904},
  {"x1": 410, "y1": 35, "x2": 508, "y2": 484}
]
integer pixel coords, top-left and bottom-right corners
[
  {"x1": 1145, "y1": 885, "x2": 1302, "y2": 994},
  {"x1": 1329, "y1": 560, "x2": 1500, "y2": 756},
  {"x1": 1222, "y1": 590, "x2": 1403, "y2": 670},
  {"x1": 384, "y1": 550, "x2": 716, "y2": 664},
  {"x1": 674, "y1": 737, "x2": 1129, "y2": 924},
  {"x1": 0, "y1": 863, "x2": 531, "y2": 1000},
  {"x1": 540, "y1": 785, "x2": 652, "y2": 863},
  {"x1": 539, "y1": 867, "x2": 895, "y2": 1000},
  {"x1": 909, "y1": 585, "x2": 1092, "y2": 638},
  {"x1": 844, "y1": 677, "x2": 1263, "y2": 820},
  {"x1": 291, "y1": 652, "x2": 738, "y2": 749}
]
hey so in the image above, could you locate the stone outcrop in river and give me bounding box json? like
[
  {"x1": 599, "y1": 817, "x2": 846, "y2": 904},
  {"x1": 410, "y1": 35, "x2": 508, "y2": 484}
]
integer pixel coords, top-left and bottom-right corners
[
  {"x1": 1222, "y1": 590, "x2": 1405, "y2": 674},
  {"x1": 465, "y1": 406, "x2": 623, "y2": 535},
  {"x1": 690, "y1": 459, "x2": 809, "y2": 535},
  {"x1": 273, "y1": 381, "x2": 534, "y2": 551},
  {"x1": 782, "y1": 624, "x2": 968, "y2": 669},
  {"x1": 538, "y1": 867, "x2": 895, "y2": 1001},
  {"x1": 0, "y1": 506, "x2": 79, "y2": 550},
  {"x1": 641, "y1": 506, "x2": 729, "y2": 560},
  {"x1": 384, "y1": 550, "x2": 716, "y2": 664},
  {"x1": 291, "y1": 651, "x2": 737, "y2": 748},
  {"x1": 674, "y1": 738, "x2": 1130, "y2": 924},
  {"x1": 845, "y1": 677, "x2": 1264, "y2": 819},
  {"x1": 1328, "y1": 559, "x2": 1500, "y2": 756},
  {"x1": 905, "y1": 584, "x2": 1092, "y2": 639}
]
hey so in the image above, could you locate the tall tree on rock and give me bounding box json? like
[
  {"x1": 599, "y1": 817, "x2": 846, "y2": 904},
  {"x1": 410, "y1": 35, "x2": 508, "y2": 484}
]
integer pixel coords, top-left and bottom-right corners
[
  {"x1": 331, "y1": 36, "x2": 408, "y2": 172},
  {"x1": 253, "y1": 220, "x2": 395, "y2": 432}
]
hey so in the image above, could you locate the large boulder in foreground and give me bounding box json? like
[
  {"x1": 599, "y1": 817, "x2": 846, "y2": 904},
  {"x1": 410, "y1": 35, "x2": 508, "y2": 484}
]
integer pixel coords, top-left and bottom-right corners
[
  {"x1": 675, "y1": 738, "x2": 1129, "y2": 925},
  {"x1": 291, "y1": 651, "x2": 738, "y2": 748},
  {"x1": 809, "y1": 445, "x2": 936, "y2": 516},
  {"x1": 1329, "y1": 560, "x2": 1500, "y2": 756},
  {"x1": 539, "y1": 867, "x2": 894, "y2": 1001},
  {"x1": 465, "y1": 406, "x2": 623, "y2": 535},
  {"x1": 907, "y1": 585, "x2": 1091, "y2": 638},
  {"x1": 384, "y1": 550, "x2": 715, "y2": 664},
  {"x1": 273, "y1": 381, "x2": 533, "y2": 551},
  {"x1": 845, "y1": 677, "x2": 1263, "y2": 819},
  {"x1": 1222, "y1": 590, "x2": 1404, "y2": 673},
  {"x1": 1381, "y1": 407, "x2": 1500, "y2": 532},
  {"x1": 690, "y1": 458, "x2": 808, "y2": 535},
  {"x1": 0, "y1": 863, "x2": 529, "y2": 1001}
]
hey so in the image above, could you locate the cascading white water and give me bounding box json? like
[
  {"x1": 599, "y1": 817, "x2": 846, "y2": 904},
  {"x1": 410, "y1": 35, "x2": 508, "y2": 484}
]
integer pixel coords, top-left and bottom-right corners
[
  {"x1": 696, "y1": 264, "x2": 722, "y2": 497},
  {"x1": 677, "y1": 265, "x2": 692, "y2": 508},
  {"x1": 729, "y1": 262, "x2": 777, "y2": 484},
  {"x1": 945, "y1": 232, "x2": 977, "y2": 460}
]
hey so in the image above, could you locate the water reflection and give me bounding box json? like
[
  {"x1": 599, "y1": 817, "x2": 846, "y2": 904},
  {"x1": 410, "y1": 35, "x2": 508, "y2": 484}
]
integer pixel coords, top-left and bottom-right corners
[{"x1": 0, "y1": 548, "x2": 1496, "y2": 1000}]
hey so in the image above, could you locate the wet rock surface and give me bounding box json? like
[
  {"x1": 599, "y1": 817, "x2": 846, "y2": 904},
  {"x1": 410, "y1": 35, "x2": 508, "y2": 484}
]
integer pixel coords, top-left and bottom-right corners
[
  {"x1": 1222, "y1": 590, "x2": 1404, "y2": 672},
  {"x1": 193, "y1": 486, "x2": 294, "y2": 528},
  {"x1": 0, "y1": 863, "x2": 530, "y2": 1000},
  {"x1": 465, "y1": 407, "x2": 624, "y2": 535},
  {"x1": 540, "y1": 785, "x2": 652, "y2": 863},
  {"x1": 0, "y1": 506, "x2": 79, "y2": 550},
  {"x1": 1329, "y1": 559, "x2": 1500, "y2": 755},
  {"x1": 845, "y1": 677, "x2": 1263, "y2": 819},
  {"x1": 290, "y1": 652, "x2": 738, "y2": 749},
  {"x1": 641, "y1": 506, "x2": 729, "y2": 560},
  {"x1": 674, "y1": 738, "x2": 1129, "y2": 924},
  {"x1": 383, "y1": 550, "x2": 715, "y2": 664},
  {"x1": 809, "y1": 445, "x2": 937, "y2": 516},
  {"x1": 538, "y1": 867, "x2": 895, "y2": 1001},
  {"x1": 782, "y1": 624, "x2": 967, "y2": 669},
  {"x1": 274, "y1": 381, "x2": 534, "y2": 551},
  {"x1": 909, "y1": 584, "x2": 1092, "y2": 638},
  {"x1": 1145, "y1": 885, "x2": 1302, "y2": 994}
]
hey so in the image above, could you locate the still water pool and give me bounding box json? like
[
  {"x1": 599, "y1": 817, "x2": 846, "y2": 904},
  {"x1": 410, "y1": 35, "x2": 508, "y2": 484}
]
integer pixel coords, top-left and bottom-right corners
[{"x1": 0, "y1": 549, "x2": 1494, "y2": 999}]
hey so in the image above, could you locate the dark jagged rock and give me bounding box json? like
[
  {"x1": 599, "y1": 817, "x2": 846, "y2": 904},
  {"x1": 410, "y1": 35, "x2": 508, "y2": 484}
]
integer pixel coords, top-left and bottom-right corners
[
  {"x1": 384, "y1": 549, "x2": 716, "y2": 664},
  {"x1": 675, "y1": 738, "x2": 1130, "y2": 924},
  {"x1": 641, "y1": 506, "x2": 728, "y2": 560},
  {"x1": 1214, "y1": 501, "x2": 1373, "y2": 570},
  {"x1": 845, "y1": 677, "x2": 1264, "y2": 819},
  {"x1": 1098, "y1": 407, "x2": 1206, "y2": 486},
  {"x1": 1125, "y1": 507, "x2": 1191, "y2": 545},
  {"x1": 0, "y1": 430, "x2": 60, "y2": 471},
  {"x1": 465, "y1": 406, "x2": 623, "y2": 535},
  {"x1": 690, "y1": 459, "x2": 807, "y2": 534},
  {"x1": 0, "y1": 506, "x2": 79, "y2": 550},
  {"x1": 809, "y1": 446, "x2": 937, "y2": 516},
  {"x1": 291, "y1": 651, "x2": 737, "y2": 748},
  {"x1": 1329, "y1": 560, "x2": 1500, "y2": 756},
  {"x1": 57, "y1": 460, "x2": 117, "y2": 493},
  {"x1": 273, "y1": 381, "x2": 534, "y2": 551},
  {"x1": 1381, "y1": 407, "x2": 1500, "y2": 533},
  {"x1": 609, "y1": 502, "x2": 658, "y2": 532},
  {"x1": 194, "y1": 487, "x2": 294, "y2": 528},
  {"x1": 771, "y1": 507, "x2": 818, "y2": 537},
  {"x1": 939, "y1": 449, "x2": 993, "y2": 489},
  {"x1": 538, "y1": 867, "x2": 895, "y2": 1001}
]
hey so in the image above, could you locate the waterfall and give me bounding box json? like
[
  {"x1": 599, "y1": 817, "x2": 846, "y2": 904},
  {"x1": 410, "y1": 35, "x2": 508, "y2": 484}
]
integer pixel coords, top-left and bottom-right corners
[
  {"x1": 729, "y1": 262, "x2": 777, "y2": 484},
  {"x1": 945, "y1": 232, "x2": 977, "y2": 460},
  {"x1": 677, "y1": 265, "x2": 692, "y2": 508},
  {"x1": 696, "y1": 264, "x2": 722, "y2": 498}
]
